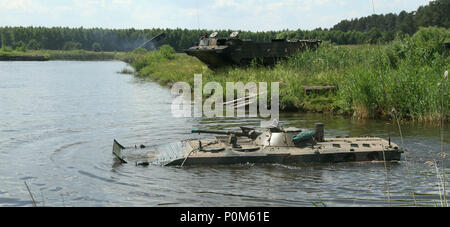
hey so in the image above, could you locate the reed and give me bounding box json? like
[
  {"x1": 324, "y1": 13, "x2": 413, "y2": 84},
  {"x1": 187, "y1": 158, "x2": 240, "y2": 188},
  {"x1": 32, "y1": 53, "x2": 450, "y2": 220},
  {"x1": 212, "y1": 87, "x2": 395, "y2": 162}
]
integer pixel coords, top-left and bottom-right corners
[
  {"x1": 24, "y1": 181, "x2": 37, "y2": 207},
  {"x1": 381, "y1": 149, "x2": 391, "y2": 206},
  {"x1": 439, "y1": 70, "x2": 448, "y2": 206},
  {"x1": 118, "y1": 68, "x2": 135, "y2": 75},
  {"x1": 128, "y1": 27, "x2": 449, "y2": 122}
]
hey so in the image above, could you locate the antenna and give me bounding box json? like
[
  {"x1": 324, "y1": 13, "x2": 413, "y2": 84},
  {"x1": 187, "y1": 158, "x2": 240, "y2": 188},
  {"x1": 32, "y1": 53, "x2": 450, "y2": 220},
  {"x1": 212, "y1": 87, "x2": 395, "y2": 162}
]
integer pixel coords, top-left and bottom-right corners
[
  {"x1": 371, "y1": 0, "x2": 375, "y2": 14},
  {"x1": 196, "y1": 0, "x2": 200, "y2": 30}
]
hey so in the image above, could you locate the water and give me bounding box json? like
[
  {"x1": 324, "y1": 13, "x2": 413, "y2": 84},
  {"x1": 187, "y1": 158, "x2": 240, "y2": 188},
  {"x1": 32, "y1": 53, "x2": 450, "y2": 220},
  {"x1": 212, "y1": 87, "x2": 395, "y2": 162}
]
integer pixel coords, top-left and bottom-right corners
[{"x1": 0, "y1": 61, "x2": 448, "y2": 207}]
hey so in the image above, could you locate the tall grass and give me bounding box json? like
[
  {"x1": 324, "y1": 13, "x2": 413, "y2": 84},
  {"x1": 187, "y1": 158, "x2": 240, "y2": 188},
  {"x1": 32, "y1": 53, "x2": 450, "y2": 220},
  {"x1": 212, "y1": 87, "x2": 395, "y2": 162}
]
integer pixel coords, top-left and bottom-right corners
[{"x1": 128, "y1": 27, "x2": 449, "y2": 122}]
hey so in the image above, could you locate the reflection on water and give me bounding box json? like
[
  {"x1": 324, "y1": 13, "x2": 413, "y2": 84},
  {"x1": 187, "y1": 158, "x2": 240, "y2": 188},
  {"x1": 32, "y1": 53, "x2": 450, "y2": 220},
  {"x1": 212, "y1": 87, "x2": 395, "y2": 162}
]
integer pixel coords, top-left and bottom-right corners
[{"x1": 0, "y1": 61, "x2": 448, "y2": 207}]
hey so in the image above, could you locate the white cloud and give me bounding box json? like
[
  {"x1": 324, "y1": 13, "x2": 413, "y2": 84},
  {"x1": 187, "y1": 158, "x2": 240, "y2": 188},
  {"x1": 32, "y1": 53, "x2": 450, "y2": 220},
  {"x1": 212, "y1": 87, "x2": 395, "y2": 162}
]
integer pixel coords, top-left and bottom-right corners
[
  {"x1": 211, "y1": 0, "x2": 243, "y2": 9},
  {"x1": 0, "y1": 0, "x2": 49, "y2": 13},
  {"x1": 112, "y1": 0, "x2": 132, "y2": 4},
  {"x1": 0, "y1": 0, "x2": 434, "y2": 30},
  {"x1": 370, "y1": 0, "x2": 432, "y2": 13}
]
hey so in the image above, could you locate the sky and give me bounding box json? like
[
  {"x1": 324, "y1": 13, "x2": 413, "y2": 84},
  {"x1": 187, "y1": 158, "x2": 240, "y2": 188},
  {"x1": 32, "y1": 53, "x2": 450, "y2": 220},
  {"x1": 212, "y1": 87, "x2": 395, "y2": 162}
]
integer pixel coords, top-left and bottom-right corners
[{"x1": 0, "y1": 0, "x2": 432, "y2": 31}]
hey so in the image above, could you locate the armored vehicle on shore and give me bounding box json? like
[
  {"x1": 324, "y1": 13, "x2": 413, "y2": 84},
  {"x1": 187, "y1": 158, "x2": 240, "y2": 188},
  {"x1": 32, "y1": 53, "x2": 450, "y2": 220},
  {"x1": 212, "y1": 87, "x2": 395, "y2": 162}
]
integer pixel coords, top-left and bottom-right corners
[
  {"x1": 113, "y1": 122, "x2": 402, "y2": 167},
  {"x1": 184, "y1": 32, "x2": 322, "y2": 69}
]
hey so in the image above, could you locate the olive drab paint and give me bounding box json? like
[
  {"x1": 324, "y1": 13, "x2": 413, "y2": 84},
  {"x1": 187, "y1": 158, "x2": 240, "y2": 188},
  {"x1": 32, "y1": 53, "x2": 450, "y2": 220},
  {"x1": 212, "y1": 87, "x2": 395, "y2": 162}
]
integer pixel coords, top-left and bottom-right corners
[{"x1": 185, "y1": 32, "x2": 322, "y2": 69}]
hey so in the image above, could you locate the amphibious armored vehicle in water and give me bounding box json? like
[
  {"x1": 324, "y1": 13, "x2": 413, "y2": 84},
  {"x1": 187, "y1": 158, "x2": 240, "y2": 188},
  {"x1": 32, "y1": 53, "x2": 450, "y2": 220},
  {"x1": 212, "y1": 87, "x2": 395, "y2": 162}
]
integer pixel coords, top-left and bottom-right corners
[
  {"x1": 184, "y1": 32, "x2": 322, "y2": 69},
  {"x1": 113, "y1": 122, "x2": 402, "y2": 167}
]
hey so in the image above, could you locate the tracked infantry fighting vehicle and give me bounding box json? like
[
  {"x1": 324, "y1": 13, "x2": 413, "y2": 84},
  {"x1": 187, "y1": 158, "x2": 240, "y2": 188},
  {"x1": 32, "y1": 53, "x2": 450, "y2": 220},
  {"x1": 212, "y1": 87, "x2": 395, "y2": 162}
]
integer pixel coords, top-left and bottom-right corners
[
  {"x1": 113, "y1": 122, "x2": 403, "y2": 167},
  {"x1": 184, "y1": 32, "x2": 322, "y2": 69}
]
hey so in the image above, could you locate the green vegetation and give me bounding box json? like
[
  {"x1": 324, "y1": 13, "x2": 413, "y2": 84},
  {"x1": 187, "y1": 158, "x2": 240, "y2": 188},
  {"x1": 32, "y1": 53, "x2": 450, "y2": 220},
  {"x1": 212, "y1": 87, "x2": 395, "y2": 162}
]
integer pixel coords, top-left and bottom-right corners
[
  {"x1": 0, "y1": 49, "x2": 119, "y2": 61},
  {"x1": 118, "y1": 68, "x2": 135, "y2": 75},
  {"x1": 1, "y1": 1, "x2": 448, "y2": 52},
  {"x1": 63, "y1": 41, "x2": 82, "y2": 50},
  {"x1": 334, "y1": 0, "x2": 449, "y2": 34},
  {"x1": 126, "y1": 27, "x2": 449, "y2": 122},
  {"x1": 121, "y1": 45, "x2": 210, "y2": 84},
  {"x1": 91, "y1": 42, "x2": 102, "y2": 52},
  {"x1": 0, "y1": 48, "x2": 50, "y2": 59},
  {"x1": 0, "y1": 1, "x2": 447, "y2": 120},
  {"x1": 26, "y1": 39, "x2": 41, "y2": 50},
  {"x1": 45, "y1": 50, "x2": 118, "y2": 60}
]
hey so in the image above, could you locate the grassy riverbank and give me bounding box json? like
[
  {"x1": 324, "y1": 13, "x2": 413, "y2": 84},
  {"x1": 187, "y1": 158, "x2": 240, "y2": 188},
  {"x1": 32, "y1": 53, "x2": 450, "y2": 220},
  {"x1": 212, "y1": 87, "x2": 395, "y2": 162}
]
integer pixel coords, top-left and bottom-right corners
[
  {"x1": 0, "y1": 49, "x2": 120, "y2": 61},
  {"x1": 125, "y1": 27, "x2": 449, "y2": 121}
]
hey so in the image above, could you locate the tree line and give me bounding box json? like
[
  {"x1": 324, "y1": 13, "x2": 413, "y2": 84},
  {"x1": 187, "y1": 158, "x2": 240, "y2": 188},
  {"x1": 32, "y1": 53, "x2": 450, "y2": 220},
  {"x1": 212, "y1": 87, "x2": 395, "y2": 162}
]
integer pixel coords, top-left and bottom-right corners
[
  {"x1": 333, "y1": 0, "x2": 449, "y2": 34},
  {"x1": 1, "y1": 0, "x2": 448, "y2": 52}
]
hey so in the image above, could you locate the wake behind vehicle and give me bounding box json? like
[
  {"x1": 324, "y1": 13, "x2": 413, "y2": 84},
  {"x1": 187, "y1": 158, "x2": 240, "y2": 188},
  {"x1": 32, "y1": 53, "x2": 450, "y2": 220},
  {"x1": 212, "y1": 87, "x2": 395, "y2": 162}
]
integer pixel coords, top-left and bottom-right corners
[
  {"x1": 184, "y1": 32, "x2": 322, "y2": 69},
  {"x1": 113, "y1": 122, "x2": 403, "y2": 167}
]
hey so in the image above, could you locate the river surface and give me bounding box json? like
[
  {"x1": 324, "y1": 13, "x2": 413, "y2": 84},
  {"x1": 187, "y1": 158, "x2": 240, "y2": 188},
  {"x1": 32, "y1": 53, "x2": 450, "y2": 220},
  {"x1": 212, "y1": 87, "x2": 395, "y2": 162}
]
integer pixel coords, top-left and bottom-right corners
[{"x1": 0, "y1": 61, "x2": 448, "y2": 207}]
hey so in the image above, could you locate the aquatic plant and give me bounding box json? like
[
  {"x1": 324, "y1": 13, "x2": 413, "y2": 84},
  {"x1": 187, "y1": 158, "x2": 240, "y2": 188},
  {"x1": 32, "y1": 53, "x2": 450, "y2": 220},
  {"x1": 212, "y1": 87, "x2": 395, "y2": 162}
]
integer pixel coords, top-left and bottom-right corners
[
  {"x1": 118, "y1": 68, "x2": 135, "y2": 75},
  {"x1": 439, "y1": 70, "x2": 448, "y2": 206}
]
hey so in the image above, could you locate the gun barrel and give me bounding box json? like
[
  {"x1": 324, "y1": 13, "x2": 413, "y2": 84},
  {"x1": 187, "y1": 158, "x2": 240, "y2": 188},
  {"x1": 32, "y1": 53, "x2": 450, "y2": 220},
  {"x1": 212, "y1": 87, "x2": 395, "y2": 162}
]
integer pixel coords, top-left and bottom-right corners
[
  {"x1": 139, "y1": 33, "x2": 166, "y2": 50},
  {"x1": 192, "y1": 129, "x2": 229, "y2": 135},
  {"x1": 191, "y1": 128, "x2": 247, "y2": 136}
]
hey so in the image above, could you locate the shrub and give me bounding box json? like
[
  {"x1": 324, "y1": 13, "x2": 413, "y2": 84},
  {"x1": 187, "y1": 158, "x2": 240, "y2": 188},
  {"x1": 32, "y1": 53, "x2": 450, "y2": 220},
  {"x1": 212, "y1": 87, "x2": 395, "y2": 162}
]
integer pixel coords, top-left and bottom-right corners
[
  {"x1": 14, "y1": 41, "x2": 26, "y2": 51},
  {"x1": 158, "y1": 45, "x2": 176, "y2": 60},
  {"x1": 63, "y1": 41, "x2": 82, "y2": 50},
  {"x1": 132, "y1": 48, "x2": 148, "y2": 55},
  {"x1": 91, "y1": 42, "x2": 102, "y2": 52},
  {"x1": 26, "y1": 39, "x2": 41, "y2": 50}
]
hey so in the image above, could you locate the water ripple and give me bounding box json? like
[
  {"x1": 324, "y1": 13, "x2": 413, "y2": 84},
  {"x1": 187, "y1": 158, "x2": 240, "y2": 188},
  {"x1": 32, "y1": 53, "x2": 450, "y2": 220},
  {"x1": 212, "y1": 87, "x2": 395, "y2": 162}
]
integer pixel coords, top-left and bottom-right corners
[{"x1": 0, "y1": 61, "x2": 448, "y2": 207}]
